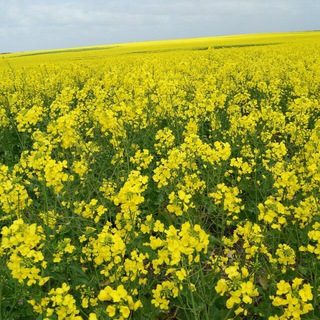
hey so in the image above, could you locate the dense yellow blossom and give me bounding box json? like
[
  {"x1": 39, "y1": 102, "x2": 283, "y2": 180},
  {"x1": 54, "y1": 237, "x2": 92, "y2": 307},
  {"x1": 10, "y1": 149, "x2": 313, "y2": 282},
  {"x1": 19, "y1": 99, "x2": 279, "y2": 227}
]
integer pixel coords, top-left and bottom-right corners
[
  {"x1": 1, "y1": 219, "x2": 49, "y2": 286},
  {"x1": 215, "y1": 264, "x2": 259, "y2": 316},
  {"x1": 269, "y1": 279, "x2": 313, "y2": 319},
  {"x1": 29, "y1": 283, "x2": 82, "y2": 319}
]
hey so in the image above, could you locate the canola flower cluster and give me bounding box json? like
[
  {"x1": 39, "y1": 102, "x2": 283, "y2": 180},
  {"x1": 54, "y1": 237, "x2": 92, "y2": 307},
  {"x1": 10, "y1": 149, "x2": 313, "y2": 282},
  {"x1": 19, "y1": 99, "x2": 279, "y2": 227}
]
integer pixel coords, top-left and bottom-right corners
[{"x1": 1, "y1": 33, "x2": 320, "y2": 319}]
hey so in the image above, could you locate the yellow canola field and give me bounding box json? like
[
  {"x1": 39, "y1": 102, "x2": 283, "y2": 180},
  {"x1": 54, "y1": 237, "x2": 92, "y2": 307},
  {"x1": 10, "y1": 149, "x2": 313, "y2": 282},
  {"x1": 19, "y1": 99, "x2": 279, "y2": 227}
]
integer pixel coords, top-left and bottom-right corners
[{"x1": 1, "y1": 31, "x2": 320, "y2": 319}]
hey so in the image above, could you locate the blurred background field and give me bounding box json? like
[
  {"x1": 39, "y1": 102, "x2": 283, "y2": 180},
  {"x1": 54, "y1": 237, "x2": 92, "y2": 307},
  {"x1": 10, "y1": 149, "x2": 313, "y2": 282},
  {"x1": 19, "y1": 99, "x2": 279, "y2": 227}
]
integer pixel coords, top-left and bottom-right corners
[{"x1": 1, "y1": 31, "x2": 320, "y2": 67}]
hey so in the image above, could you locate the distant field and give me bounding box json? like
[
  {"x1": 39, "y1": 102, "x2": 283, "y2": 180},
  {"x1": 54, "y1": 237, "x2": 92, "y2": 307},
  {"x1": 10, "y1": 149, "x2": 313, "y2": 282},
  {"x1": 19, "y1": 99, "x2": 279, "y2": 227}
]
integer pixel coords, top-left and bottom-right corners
[
  {"x1": 1, "y1": 31, "x2": 320, "y2": 319},
  {"x1": 1, "y1": 30, "x2": 320, "y2": 66}
]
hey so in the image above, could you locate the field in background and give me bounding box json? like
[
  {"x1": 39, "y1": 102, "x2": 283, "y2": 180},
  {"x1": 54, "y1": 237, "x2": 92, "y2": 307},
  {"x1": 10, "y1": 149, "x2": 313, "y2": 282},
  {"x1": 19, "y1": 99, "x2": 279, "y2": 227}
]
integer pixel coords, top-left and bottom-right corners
[
  {"x1": 1, "y1": 31, "x2": 320, "y2": 319},
  {"x1": 2, "y1": 31, "x2": 320, "y2": 66}
]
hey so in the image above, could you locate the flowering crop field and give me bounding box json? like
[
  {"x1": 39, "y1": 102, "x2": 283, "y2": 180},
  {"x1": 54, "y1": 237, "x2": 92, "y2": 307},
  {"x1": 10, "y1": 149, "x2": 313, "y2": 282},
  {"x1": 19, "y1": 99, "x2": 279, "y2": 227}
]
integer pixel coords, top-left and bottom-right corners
[{"x1": 1, "y1": 31, "x2": 320, "y2": 319}]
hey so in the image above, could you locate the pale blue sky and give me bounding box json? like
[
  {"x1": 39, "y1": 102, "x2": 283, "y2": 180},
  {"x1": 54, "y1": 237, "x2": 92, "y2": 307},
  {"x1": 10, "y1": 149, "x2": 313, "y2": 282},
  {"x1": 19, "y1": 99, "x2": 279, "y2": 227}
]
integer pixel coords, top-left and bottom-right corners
[{"x1": 0, "y1": 0, "x2": 319, "y2": 53}]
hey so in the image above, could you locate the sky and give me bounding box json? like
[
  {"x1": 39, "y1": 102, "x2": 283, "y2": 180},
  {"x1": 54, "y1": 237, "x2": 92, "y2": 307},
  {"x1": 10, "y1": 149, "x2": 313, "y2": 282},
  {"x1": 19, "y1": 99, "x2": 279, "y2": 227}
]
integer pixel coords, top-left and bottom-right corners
[{"x1": 0, "y1": 0, "x2": 319, "y2": 53}]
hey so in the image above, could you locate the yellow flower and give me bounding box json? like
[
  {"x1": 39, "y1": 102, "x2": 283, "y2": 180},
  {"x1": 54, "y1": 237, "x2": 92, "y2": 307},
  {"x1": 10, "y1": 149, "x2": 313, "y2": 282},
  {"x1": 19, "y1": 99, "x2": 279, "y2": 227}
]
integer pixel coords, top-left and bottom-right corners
[
  {"x1": 88, "y1": 313, "x2": 98, "y2": 320},
  {"x1": 120, "y1": 305, "x2": 131, "y2": 318},
  {"x1": 176, "y1": 268, "x2": 187, "y2": 281},
  {"x1": 298, "y1": 283, "x2": 313, "y2": 302},
  {"x1": 215, "y1": 279, "x2": 228, "y2": 295},
  {"x1": 106, "y1": 305, "x2": 116, "y2": 317},
  {"x1": 98, "y1": 286, "x2": 112, "y2": 301},
  {"x1": 276, "y1": 280, "x2": 291, "y2": 295}
]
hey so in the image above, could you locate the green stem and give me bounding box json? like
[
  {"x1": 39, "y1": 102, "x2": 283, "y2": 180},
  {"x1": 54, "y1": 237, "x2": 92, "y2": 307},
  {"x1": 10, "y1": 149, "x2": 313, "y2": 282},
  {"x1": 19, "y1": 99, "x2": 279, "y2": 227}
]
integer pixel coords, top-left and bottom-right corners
[
  {"x1": 223, "y1": 307, "x2": 234, "y2": 320},
  {"x1": 182, "y1": 259, "x2": 198, "y2": 320},
  {"x1": 0, "y1": 277, "x2": 3, "y2": 319}
]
